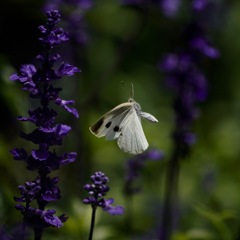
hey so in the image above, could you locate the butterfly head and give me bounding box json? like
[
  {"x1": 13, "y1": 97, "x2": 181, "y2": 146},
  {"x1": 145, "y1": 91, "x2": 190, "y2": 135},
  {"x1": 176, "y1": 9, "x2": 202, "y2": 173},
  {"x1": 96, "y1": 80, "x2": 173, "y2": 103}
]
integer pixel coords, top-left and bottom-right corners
[
  {"x1": 128, "y1": 97, "x2": 141, "y2": 112},
  {"x1": 128, "y1": 97, "x2": 135, "y2": 103}
]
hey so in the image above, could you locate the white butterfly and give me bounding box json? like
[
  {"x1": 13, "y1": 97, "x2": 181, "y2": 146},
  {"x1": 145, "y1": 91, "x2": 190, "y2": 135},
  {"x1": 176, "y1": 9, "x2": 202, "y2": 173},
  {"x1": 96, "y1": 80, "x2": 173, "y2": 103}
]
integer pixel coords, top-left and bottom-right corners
[{"x1": 89, "y1": 91, "x2": 158, "y2": 154}]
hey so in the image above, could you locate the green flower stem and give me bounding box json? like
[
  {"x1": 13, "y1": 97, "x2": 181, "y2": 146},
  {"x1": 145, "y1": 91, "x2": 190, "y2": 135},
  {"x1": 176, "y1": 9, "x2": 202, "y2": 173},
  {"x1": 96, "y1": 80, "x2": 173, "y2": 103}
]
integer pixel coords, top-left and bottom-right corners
[{"x1": 88, "y1": 206, "x2": 97, "y2": 240}]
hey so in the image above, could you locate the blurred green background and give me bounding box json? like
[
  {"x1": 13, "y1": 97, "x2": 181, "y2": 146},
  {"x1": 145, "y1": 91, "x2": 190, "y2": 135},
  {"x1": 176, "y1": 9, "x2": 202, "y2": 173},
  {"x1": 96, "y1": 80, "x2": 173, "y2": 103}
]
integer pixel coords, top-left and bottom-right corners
[{"x1": 1, "y1": 0, "x2": 240, "y2": 239}]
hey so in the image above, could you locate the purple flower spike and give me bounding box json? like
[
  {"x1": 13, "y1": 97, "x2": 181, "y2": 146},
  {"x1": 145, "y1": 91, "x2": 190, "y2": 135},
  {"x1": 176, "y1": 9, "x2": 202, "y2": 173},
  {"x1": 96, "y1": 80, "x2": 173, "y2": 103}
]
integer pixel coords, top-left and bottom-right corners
[
  {"x1": 10, "y1": 10, "x2": 80, "y2": 237},
  {"x1": 83, "y1": 172, "x2": 124, "y2": 240},
  {"x1": 83, "y1": 171, "x2": 124, "y2": 215}
]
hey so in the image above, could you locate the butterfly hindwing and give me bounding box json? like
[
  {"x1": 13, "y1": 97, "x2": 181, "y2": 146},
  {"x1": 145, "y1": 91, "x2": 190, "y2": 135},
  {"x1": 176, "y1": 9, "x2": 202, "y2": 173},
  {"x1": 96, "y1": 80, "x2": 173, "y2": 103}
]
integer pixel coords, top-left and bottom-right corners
[
  {"x1": 139, "y1": 111, "x2": 158, "y2": 123},
  {"x1": 117, "y1": 108, "x2": 149, "y2": 154},
  {"x1": 89, "y1": 103, "x2": 133, "y2": 140}
]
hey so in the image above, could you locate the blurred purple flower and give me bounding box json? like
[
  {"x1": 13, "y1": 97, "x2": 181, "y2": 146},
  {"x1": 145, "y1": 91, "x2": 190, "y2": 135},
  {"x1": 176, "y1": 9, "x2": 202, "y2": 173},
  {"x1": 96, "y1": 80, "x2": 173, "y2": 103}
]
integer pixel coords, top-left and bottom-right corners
[
  {"x1": 124, "y1": 149, "x2": 164, "y2": 195},
  {"x1": 121, "y1": 0, "x2": 145, "y2": 4},
  {"x1": 160, "y1": 0, "x2": 181, "y2": 17},
  {"x1": 190, "y1": 35, "x2": 220, "y2": 58},
  {"x1": 192, "y1": 0, "x2": 208, "y2": 11},
  {"x1": 122, "y1": 0, "x2": 181, "y2": 17},
  {"x1": 159, "y1": 0, "x2": 219, "y2": 156},
  {"x1": 9, "y1": 10, "x2": 80, "y2": 238},
  {"x1": 0, "y1": 225, "x2": 27, "y2": 240},
  {"x1": 0, "y1": 227, "x2": 10, "y2": 240}
]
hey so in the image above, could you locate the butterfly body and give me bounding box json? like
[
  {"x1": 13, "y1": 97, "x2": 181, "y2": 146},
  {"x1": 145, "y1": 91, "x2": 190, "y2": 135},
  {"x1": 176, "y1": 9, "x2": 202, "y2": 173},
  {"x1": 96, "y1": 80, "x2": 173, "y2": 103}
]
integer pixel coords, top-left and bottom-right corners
[{"x1": 89, "y1": 98, "x2": 158, "y2": 154}]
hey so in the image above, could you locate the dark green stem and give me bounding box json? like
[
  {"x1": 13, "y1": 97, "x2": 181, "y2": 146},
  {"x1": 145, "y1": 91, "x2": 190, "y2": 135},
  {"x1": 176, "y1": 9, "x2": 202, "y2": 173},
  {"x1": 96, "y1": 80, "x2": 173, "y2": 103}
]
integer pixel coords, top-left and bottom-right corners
[
  {"x1": 20, "y1": 218, "x2": 26, "y2": 240},
  {"x1": 34, "y1": 228, "x2": 43, "y2": 240},
  {"x1": 88, "y1": 206, "x2": 97, "y2": 240},
  {"x1": 159, "y1": 142, "x2": 181, "y2": 240},
  {"x1": 124, "y1": 194, "x2": 133, "y2": 235}
]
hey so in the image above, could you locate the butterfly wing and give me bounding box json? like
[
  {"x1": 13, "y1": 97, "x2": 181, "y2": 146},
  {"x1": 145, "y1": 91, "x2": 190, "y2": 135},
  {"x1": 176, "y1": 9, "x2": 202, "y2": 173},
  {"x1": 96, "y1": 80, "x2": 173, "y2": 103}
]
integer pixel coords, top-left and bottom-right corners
[
  {"x1": 117, "y1": 108, "x2": 149, "y2": 154},
  {"x1": 89, "y1": 102, "x2": 133, "y2": 141},
  {"x1": 139, "y1": 111, "x2": 158, "y2": 123}
]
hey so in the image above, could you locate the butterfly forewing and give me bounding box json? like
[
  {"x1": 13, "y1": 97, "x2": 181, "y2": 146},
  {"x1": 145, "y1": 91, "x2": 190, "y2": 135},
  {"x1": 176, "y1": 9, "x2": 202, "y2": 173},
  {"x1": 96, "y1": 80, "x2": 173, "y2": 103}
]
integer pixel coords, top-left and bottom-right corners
[
  {"x1": 89, "y1": 102, "x2": 133, "y2": 140},
  {"x1": 117, "y1": 108, "x2": 149, "y2": 154}
]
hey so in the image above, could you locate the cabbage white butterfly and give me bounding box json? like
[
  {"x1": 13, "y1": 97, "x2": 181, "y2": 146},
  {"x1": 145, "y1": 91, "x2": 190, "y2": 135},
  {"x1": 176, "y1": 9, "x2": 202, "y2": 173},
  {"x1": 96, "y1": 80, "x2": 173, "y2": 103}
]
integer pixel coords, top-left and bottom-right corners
[{"x1": 89, "y1": 86, "x2": 158, "y2": 154}]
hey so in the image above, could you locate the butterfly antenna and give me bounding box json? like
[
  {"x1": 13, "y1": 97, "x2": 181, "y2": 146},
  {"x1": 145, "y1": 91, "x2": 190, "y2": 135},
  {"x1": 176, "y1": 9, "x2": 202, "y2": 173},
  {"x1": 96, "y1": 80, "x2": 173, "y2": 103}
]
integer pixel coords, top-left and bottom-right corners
[
  {"x1": 131, "y1": 82, "x2": 134, "y2": 99},
  {"x1": 121, "y1": 81, "x2": 135, "y2": 99}
]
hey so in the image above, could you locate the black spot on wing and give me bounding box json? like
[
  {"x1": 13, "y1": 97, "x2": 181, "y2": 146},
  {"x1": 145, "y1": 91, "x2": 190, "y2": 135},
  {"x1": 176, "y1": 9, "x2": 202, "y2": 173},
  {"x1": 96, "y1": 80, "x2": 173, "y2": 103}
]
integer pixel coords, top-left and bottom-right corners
[
  {"x1": 105, "y1": 122, "x2": 112, "y2": 128},
  {"x1": 91, "y1": 118, "x2": 104, "y2": 134},
  {"x1": 113, "y1": 126, "x2": 120, "y2": 132}
]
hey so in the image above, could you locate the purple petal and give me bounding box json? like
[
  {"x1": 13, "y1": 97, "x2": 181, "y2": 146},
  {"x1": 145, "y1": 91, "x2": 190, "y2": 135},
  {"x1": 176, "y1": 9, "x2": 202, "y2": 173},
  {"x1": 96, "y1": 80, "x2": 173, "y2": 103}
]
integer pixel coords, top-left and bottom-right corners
[
  {"x1": 20, "y1": 64, "x2": 37, "y2": 78},
  {"x1": 17, "y1": 115, "x2": 35, "y2": 123},
  {"x1": 31, "y1": 148, "x2": 49, "y2": 161},
  {"x1": 54, "y1": 98, "x2": 79, "y2": 118},
  {"x1": 39, "y1": 126, "x2": 56, "y2": 133},
  {"x1": 42, "y1": 210, "x2": 63, "y2": 228},
  {"x1": 10, "y1": 148, "x2": 28, "y2": 161},
  {"x1": 56, "y1": 124, "x2": 71, "y2": 136},
  {"x1": 42, "y1": 189, "x2": 60, "y2": 201},
  {"x1": 15, "y1": 204, "x2": 25, "y2": 211},
  {"x1": 10, "y1": 64, "x2": 36, "y2": 83},
  {"x1": 46, "y1": 10, "x2": 61, "y2": 25},
  {"x1": 57, "y1": 63, "x2": 80, "y2": 77},
  {"x1": 60, "y1": 152, "x2": 77, "y2": 165},
  {"x1": 39, "y1": 25, "x2": 47, "y2": 34},
  {"x1": 9, "y1": 73, "x2": 21, "y2": 81},
  {"x1": 102, "y1": 198, "x2": 124, "y2": 215}
]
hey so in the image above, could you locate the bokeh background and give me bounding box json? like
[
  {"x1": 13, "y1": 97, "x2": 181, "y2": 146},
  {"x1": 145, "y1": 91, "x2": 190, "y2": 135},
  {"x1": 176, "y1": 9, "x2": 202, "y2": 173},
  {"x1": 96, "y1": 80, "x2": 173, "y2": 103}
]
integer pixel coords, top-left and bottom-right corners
[{"x1": 1, "y1": 0, "x2": 240, "y2": 239}]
